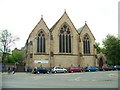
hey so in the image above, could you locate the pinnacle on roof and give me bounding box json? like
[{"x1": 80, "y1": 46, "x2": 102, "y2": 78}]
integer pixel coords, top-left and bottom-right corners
[
  {"x1": 41, "y1": 15, "x2": 43, "y2": 19},
  {"x1": 64, "y1": 9, "x2": 66, "y2": 13}
]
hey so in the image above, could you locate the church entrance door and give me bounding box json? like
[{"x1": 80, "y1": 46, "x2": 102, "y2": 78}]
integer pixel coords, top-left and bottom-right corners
[{"x1": 99, "y1": 57, "x2": 103, "y2": 67}]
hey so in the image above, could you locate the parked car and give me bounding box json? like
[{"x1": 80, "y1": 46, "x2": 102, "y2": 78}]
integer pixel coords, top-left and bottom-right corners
[
  {"x1": 84, "y1": 66, "x2": 98, "y2": 72},
  {"x1": 68, "y1": 67, "x2": 84, "y2": 73},
  {"x1": 51, "y1": 66, "x2": 67, "y2": 73},
  {"x1": 114, "y1": 65, "x2": 120, "y2": 70},
  {"x1": 33, "y1": 67, "x2": 50, "y2": 74},
  {"x1": 102, "y1": 66, "x2": 112, "y2": 71},
  {"x1": 95, "y1": 66, "x2": 104, "y2": 71},
  {"x1": 107, "y1": 66, "x2": 116, "y2": 71}
]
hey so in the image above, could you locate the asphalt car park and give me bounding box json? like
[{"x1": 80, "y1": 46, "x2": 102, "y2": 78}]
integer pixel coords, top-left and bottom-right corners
[{"x1": 2, "y1": 71, "x2": 119, "y2": 88}]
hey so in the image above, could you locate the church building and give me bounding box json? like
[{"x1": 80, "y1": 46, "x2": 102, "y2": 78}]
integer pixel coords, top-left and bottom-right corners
[{"x1": 24, "y1": 11, "x2": 98, "y2": 69}]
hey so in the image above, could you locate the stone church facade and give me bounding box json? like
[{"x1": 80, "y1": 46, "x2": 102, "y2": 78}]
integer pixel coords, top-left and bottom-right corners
[{"x1": 24, "y1": 11, "x2": 98, "y2": 68}]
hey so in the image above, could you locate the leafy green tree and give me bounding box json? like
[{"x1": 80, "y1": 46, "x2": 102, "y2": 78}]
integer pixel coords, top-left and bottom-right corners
[
  {"x1": 0, "y1": 30, "x2": 19, "y2": 63},
  {"x1": 12, "y1": 48, "x2": 24, "y2": 64},
  {"x1": 102, "y1": 34, "x2": 120, "y2": 65},
  {"x1": 6, "y1": 55, "x2": 15, "y2": 63},
  {"x1": 95, "y1": 42, "x2": 106, "y2": 54},
  {"x1": 4, "y1": 48, "x2": 24, "y2": 64},
  {"x1": 95, "y1": 42, "x2": 101, "y2": 54},
  {"x1": 100, "y1": 47, "x2": 106, "y2": 54}
]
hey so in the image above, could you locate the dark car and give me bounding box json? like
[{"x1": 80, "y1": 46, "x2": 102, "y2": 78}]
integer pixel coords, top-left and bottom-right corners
[
  {"x1": 114, "y1": 65, "x2": 120, "y2": 70},
  {"x1": 84, "y1": 66, "x2": 97, "y2": 72},
  {"x1": 94, "y1": 66, "x2": 102, "y2": 71},
  {"x1": 68, "y1": 67, "x2": 84, "y2": 73},
  {"x1": 33, "y1": 67, "x2": 50, "y2": 74}
]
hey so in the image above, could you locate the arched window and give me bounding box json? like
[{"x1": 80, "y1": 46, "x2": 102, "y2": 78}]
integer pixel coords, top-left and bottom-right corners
[
  {"x1": 37, "y1": 31, "x2": 45, "y2": 53},
  {"x1": 83, "y1": 35, "x2": 90, "y2": 54},
  {"x1": 59, "y1": 24, "x2": 71, "y2": 53}
]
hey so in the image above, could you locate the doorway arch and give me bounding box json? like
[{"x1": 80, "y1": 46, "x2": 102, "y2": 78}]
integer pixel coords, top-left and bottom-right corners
[{"x1": 99, "y1": 57, "x2": 103, "y2": 67}]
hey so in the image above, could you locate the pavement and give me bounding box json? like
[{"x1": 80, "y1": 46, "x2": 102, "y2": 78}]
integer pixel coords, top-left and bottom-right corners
[{"x1": 1, "y1": 71, "x2": 119, "y2": 88}]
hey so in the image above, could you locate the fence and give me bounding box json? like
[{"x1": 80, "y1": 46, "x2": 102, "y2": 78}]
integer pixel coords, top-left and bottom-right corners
[{"x1": 2, "y1": 63, "x2": 25, "y2": 72}]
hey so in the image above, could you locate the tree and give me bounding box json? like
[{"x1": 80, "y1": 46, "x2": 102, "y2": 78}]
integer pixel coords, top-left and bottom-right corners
[
  {"x1": 102, "y1": 34, "x2": 120, "y2": 65},
  {"x1": 0, "y1": 30, "x2": 19, "y2": 63},
  {"x1": 5, "y1": 54, "x2": 15, "y2": 63},
  {"x1": 4, "y1": 48, "x2": 24, "y2": 64},
  {"x1": 95, "y1": 42, "x2": 106, "y2": 54},
  {"x1": 95, "y1": 42, "x2": 101, "y2": 54},
  {"x1": 12, "y1": 48, "x2": 24, "y2": 64}
]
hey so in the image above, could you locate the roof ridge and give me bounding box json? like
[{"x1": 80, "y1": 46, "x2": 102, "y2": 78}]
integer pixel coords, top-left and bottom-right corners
[
  {"x1": 50, "y1": 11, "x2": 79, "y2": 34},
  {"x1": 50, "y1": 11, "x2": 66, "y2": 31},
  {"x1": 28, "y1": 16, "x2": 49, "y2": 39},
  {"x1": 79, "y1": 22, "x2": 96, "y2": 40}
]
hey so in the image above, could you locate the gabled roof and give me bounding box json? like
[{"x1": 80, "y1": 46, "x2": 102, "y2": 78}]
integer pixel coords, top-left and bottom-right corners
[
  {"x1": 79, "y1": 22, "x2": 96, "y2": 40},
  {"x1": 50, "y1": 11, "x2": 79, "y2": 34},
  {"x1": 28, "y1": 16, "x2": 49, "y2": 39}
]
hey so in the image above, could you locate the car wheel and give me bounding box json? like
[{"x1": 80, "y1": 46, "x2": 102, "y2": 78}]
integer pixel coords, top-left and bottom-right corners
[
  {"x1": 64, "y1": 71, "x2": 66, "y2": 73},
  {"x1": 71, "y1": 71, "x2": 74, "y2": 73},
  {"x1": 54, "y1": 71, "x2": 57, "y2": 73},
  {"x1": 47, "y1": 71, "x2": 50, "y2": 74}
]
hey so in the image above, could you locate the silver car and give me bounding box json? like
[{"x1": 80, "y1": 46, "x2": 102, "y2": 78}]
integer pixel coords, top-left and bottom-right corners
[{"x1": 51, "y1": 66, "x2": 67, "y2": 73}]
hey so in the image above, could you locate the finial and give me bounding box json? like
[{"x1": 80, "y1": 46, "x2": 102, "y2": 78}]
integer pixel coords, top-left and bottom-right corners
[
  {"x1": 85, "y1": 21, "x2": 87, "y2": 25},
  {"x1": 64, "y1": 9, "x2": 66, "y2": 13},
  {"x1": 41, "y1": 15, "x2": 43, "y2": 19}
]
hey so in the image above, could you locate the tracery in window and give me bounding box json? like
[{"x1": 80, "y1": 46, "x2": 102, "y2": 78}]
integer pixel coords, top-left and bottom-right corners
[
  {"x1": 83, "y1": 35, "x2": 90, "y2": 54},
  {"x1": 59, "y1": 24, "x2": 71, "y2": 53},
  {"x1": 37, "y1": 31, "x2": 45, "y2": 53}
]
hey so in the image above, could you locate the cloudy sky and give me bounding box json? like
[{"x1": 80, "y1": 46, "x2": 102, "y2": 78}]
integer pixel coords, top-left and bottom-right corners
[{"x1": 0, "y1": 0, "x2": 119, "y2": 50}]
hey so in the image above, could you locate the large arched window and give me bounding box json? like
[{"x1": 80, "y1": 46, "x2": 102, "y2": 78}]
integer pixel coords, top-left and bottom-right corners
[
  {"x1": 37, "y1": 31, "x2": 45, "y2": 53},
  {"x1": 59, "y1": 24, "x2": 71, "y2": 53},
  {"x1": 83, "y1": 35, "x2": 90, "y2": 54}
]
